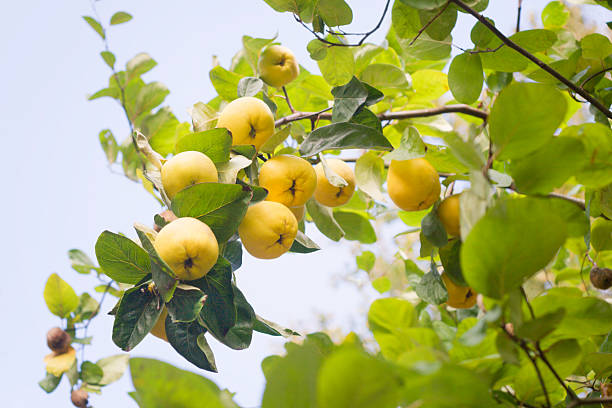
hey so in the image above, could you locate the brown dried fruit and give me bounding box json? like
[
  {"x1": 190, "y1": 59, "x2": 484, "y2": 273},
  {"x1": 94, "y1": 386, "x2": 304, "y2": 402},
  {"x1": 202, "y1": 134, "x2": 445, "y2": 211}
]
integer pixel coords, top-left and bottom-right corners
[
  {"x1": 46, "y1": 327, "x2": 71, "y2": 354},
  {"x1": 590, "y1": 267, "x2": 612, "y2": 290},
  {"x1": 601, "y1": 383, "x2": 612, "y2": 408},
  {"x1": 71, "y1": 389, "x2": 88, "y2": 408},
  {"x1": 154, "y1": 209, "x2": 178, "y2": 232}
]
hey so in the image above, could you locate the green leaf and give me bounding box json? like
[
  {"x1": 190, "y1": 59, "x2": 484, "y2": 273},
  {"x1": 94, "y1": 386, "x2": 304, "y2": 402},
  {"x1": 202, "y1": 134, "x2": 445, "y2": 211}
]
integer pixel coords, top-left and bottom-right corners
[
  {"x1": 515, "y1": 309, "x2": 566, "y2": 342},
  {"x1": 190, "y1": 258, "x2": 235, "y2": 337},
  {"x1": 95, "y1": 231, "x2": 151, "y2": 284},
  {"x1": 421, "y1": 207, "x2": 448, "y2": 247},
  {"x1": 237, "y1": 77, "x2": 264, "y2": 97},
  {"x1": 305, "y1": 199, "x2": 345, "y2": 241},
  {"x1": 486, "y1": 71, "x2": 513, "y2": 92},
  {"x1": 307, "y1": 39, "x2": 328, "y2": 60},
  {"x1": 211, "y1": 285, "x2": 255, "y2": 350},
  {"x1": 356, "y1": 251, "x2": 375, "y2": 272},
  {"x1": 317, "y1": 349, "x2": 401, "y2": 408},
  {"x1": 318, "y1": 46, "x2": 355, "y2": 86},
  {"x1": 510, "y1": 137, "x2": 587, "y2": 194},
  {"x1": 331, "y1": 76, "x2": 368, "y2": 123},
  {"x1": 560, "y1": 123, "x2": 612, "y2": 188},
  {"x1": 171, "y1": 183, "x2": 252, "y2": 242},
  {"x1": 80, "y1": 361, "x2": 104, "y2": 384},
  {"x1": 223, "y1": 240, "x2": 243, "y2": 271},
  {"x1": 166, "y1": 286, "x2": 206, "y2": 323},
  {"x1": 489, "y1": 83, "x2": 567, "y2": 160},
  {"x1": 96, "y1": 354, "x2": 129, "y2": 386},
  {"x1": 290, "y1": 231, "x2": 321, "y2": 253},
  {"x1": 440, "y1": 239, "x2": 466, "y2": 286},
  {"x1": 354, "y1": 152, "x2": 384, "y2": 201},
  {"x1": 419, "y1": 5, "x2": 457, "y2": 41},
  {"x1": 165, "y1": 319, "x2": 217, "y2": 372},
  {"x1": 299, "y1": 123, "x2": 393, "y2": 157},
  {"x1": 175, "y1": 128, "x2": 232, "y2": 164},
  {"x1": 44, "y1": 273, "x2": 79, "y2": 318},
  {"x1": 448, "y1": 52, "x2": 483, "y2": 104},
  {"x1": 317, "y1": 0, "x2": 353, "y2": 26},
  {"x1": 391, "y1": 1, "x2": 420, "y2": 39},
  {"x1": 73, "y1": 292, "x2": 99, "y2": 322},
  {"x1": 359, "y1": 63, "x2": 409, "y2": 89},
  {"x1": 442, "y1": 132, "x2": 485, "y2": 171},
  {"x1": 140, "y1": 107, "x2": 181, "y2": 157},
  {"x1": 368, "y1": 297, "x2": 416, "y2": 333},
  {"x1": 99, "y1": 129, "x2": 119, "y2": 164},
  {"x1": 581, "y1": 33, "x2": 612, "y2": 60},
  {"x1": 262, "y1": 341, "x2": 326, "y2": 408},
  {"x1": 415, "y1": 270, "x2": 448, "y2": 305},
  {"x1": 39, "y1": 372, "x2": 62, "y2": 393},
  {"x1": 480, "y1": 30, "x2": 557, "y2": 72},
  {"x1": 260, "y1": 125, "x2": 292, "y2": 154},
  {"x1": 112, "y1": 283, "x2": 163, "y2": 351},
  {"x1": 110, "y1": 11, "x2": 133, "y2": 25},
  {"x1": 129, "y1": 358, "x2": 237, "y2": 407},
  {"x1": 134, "y1": 226, "x2": 178, "y2": 302},
  {"x1": 334, "y1": 210, "x2": 376, "y2": 244},
  {"x1": 461, "y1": 197, "x2": 567, "y2": 299},
  {"x1": 126, "y1": 53, "x2": 157, "y2": 80},
  {"x1": 542, "y1": 1, "x2": 569, "y2": 28},
  {"x1": 384, "y1": 126, "x2": 426, "y2": 161},
  {"x1": 400, "y1": 0, "x2": 447, "y2": 9},
  {"x1": 82, "y1": 16, "x2": 105, "y2": 39},
  {"x1": 209, "y1": 65, "x2": 242, "y2": 101},
  {"x1": 254, "y1": 315, "x2": 300, "y2": 337},
  {"x1": 585, "y1": 352, "x2": 612, "y2": 378},
  {"x1": 470, "y1": 18, "x2": 495, "y2": 47},
  {"x1": 100, "y1": 51, "x2": 115, "y2": 69},
  {"x1": 68, "y1": 249, "x2": 97, "y2": 274}
]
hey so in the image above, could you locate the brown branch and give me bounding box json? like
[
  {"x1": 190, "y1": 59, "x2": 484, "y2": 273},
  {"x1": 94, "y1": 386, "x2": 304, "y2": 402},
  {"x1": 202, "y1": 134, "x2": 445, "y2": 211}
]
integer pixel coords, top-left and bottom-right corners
[
  {"x1": 516, "y1": 0, "x2": 523, "y2": 33},
  {"x1": 274, "y1": 104, "x2": 488, "y2": 127},
  {"x1": 408, "y1": 1, "x2": 451, "y2": 46},
  {"x1": 580, "y1": 67, "x2": 612, "y2": 89},
  {"x1": 567, "y1": 397, "x2": 612, "y2": 407},
  {"x1": 294, "y1": 0, "x2": 391, "y2": 47},
  {"x1": 450, "y1": 0, "x2": 612, "y2": 119},
  {"x1": 282, "y1": 86, "x2": 295, "y2": 113}
]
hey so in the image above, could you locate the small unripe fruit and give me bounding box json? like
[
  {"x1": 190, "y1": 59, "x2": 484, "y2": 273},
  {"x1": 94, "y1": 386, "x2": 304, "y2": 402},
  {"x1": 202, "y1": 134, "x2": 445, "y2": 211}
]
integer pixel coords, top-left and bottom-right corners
[
  {"x1": 590, "y1": 267, "x2": 612, "y2": 290},
  {"x1": 46, "y1": 327, "x2": 71, "y2": 354},
  {"x1": 71, "y1": 389, "x2": 89, "y2": 408}
]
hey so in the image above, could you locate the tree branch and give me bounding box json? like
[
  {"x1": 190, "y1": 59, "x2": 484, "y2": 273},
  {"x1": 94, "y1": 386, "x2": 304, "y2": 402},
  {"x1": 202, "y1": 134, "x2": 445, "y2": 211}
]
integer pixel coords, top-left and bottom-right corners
[
  {"x1": 294, "y1": 0, "x2": 391, "y2": 47},
  {"x1": 567, "y1": 397, "x2": 612, "y2": 407},
  {"x1": 282, "y1": 86, "x2": 295, "y2": 113},
  {"x1": 516, "y1": 0, "x2": 523, "y2": 33},
  {"x1": 274, "y1": 104, "x2": 488, "y2": 127},
  {"x1": 450, "y1": 0, "x2": 612, "y2": 120}
]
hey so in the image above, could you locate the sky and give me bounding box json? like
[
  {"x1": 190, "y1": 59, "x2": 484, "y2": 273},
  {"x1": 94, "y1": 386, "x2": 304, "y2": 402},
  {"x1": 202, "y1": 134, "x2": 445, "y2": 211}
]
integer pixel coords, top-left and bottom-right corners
[{"x1": 0, "y1": 0, "x2": 607, "y2": 407}]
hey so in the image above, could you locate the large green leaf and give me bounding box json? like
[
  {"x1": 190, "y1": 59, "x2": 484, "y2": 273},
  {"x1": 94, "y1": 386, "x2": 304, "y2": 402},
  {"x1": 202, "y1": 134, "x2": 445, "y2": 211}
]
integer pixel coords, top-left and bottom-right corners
[
  {"x1": 129, "y1": 358, "x2": 237, "y2": 408},
  {"x1": 333, "y1": 210, "x2": 376, "y2": 243},
  {"x1": 560, "y1": 123, "x2": 612, "y2": 188},
  {"x1": 96, "y1": 354, "x2": 130, "y2": 386},
  {"x1": 140, "y1": 107, "x2": 180, "y2": 157},
  {"x1": 165, "y1": 319, "x2": 217, "y2": 372},
  {"x1": 419, "y1": 5, "x2": 457, "y2": 41},
  {"x1": 448, "y1": 52, "x2": 483, "y2": 104},
  {"x1": 462, "y1": 197, "x2": 568, "y2": 298},
  {"x1": 480, "y1": 30, "x2": 557, "y2": 72},
  {"x1": 44, "y1": 274, "x2": 79, "y2": 318},
  {"x1": 359, "y1": 63, "x2": 409, "y2": 89},
  {"x1": 317, "y1": 0, "x2": 353, "y2": 26},
  {"x1": 209, "y1": 66, "x2": 242, "y2": 101},
  {"x1": 171, "y1": 183, "x2": 252, "y2": 242},
  {"x1": 331, "y1": 76, "x2": 368, "y2": 123},
  {"x1": 166, "y1": 286, "x2": 206, "y2": 323},
  {"x1": 489, "y1": 83, "x2": 567, "y2": 160},
  {"x1": 190, "y1": 258, "x2": 235, "y2": 337},
  {"x1": 175, "y1": 128, "x2": 232, "y2": 164},
  {"x1": 510, "y1": 137, "x2": 587, "y2": 194},
  {"x1": 112, "y1": 283, "x2": 163, "y2": 351},
  {"x1": 210, "y1": 285, "x2": 255, "y2": 350},
  {"x1": 299, "y1": 123, "x2": 392, "y2": 156},
  {"x1": 317, "y1": 349, "x2": 401, "y2": 408},
  {"x1": 305, "y1": 199, "x2": 345, "y2": 241},
  {"x1": 95, "y1": 231, "x2": 150, "y2": 284},
  {"x1": 400, "y1": 0, "x2": 447, "y2": 9},
  {"x1": 318, "y1": 46, "x2": 355, "y2": 86}
]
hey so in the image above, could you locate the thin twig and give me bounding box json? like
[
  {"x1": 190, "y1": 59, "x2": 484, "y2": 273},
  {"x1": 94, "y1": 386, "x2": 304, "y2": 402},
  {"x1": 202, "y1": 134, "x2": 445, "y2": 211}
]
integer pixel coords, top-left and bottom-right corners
[
  {"x1": 536, "y1": 343, "x2": 579, "y2": 400},
  {"x1": 516, "y1": 0, "x2": 523, "y2": 33},
  {"x1": 580, "y1": 67, "x2": 612, "y2": 89},
  {"x1": 567, "y1": 397, "x2": 612, "y2": 407},
  {"x1": 282, "y1": 86, "x2": 295, "y2": 113},
  {"x1": 294, "y1": 0, "x2": 391, "y2": 47},
  {"x1": 408, "y1": 1, "x2": 451, "y2": 46},
  {"x1": 274, "y1": 104, "x2": 488, "y2": 127},
  {"x1": 80, "y1": 280, "x2": 115, "y2": 362},
  {"x1": 450, "y1": 0, "x2": 612, "y2": 119}
]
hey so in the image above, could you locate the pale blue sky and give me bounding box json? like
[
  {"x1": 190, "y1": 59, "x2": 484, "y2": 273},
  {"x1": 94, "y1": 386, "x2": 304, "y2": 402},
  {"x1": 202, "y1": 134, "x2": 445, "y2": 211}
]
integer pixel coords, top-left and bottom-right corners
[{"x1": 1, "y1": 1, "x2": 606, "y2": 407}]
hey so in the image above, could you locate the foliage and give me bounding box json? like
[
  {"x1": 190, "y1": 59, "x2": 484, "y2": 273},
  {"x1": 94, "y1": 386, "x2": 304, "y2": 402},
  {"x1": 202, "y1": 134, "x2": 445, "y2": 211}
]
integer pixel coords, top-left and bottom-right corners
[{"x1": 41, "y1": 0, "x2": 612, "y2": 407}]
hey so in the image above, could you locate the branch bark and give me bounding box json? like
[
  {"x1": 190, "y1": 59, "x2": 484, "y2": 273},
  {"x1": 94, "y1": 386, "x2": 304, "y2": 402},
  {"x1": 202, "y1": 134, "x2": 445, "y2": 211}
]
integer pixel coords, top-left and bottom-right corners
[
  {"x1": 274, "y1": 104, "x2": 488, "y2": 127},
  {"x1": 450, "y1": 0, "x2": 612, "y2": 120}
]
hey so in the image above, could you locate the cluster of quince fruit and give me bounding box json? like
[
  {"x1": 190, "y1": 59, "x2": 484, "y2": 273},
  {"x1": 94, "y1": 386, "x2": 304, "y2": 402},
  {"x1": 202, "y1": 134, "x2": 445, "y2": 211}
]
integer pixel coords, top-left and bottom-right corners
[{"x1": 149, "y1": 44, "x2": 476, "y2": 340}]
